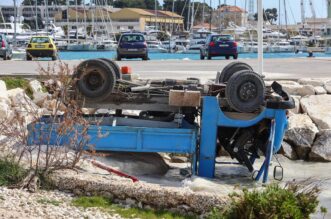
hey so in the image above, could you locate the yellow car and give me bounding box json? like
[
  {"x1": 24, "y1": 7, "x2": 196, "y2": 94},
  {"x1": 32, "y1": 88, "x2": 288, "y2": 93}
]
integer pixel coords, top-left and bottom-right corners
[{"x1": 26, "y1": 36, "x2": 58, "y2": 61}]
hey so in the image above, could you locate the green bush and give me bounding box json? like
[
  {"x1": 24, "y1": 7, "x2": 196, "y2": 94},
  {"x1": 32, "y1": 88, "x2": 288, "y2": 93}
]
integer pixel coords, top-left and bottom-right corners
[
  {"x1": 209, "y1": 182, "x2": 321, "y2": 219},
  {"x1": 0, "y1": 159, "x2": 27, "y2": 186},
  {"x1": 2, "y1": 77, "x2": 34, "y2": 99}
]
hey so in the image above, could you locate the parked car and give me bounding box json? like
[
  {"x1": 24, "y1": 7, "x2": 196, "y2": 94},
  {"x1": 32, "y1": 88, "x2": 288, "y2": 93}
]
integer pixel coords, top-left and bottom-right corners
[
  {"x1": 200, "y1": 34, "x2": 238, "y2": 60},
  {"x1": 0, "y1": 34, "x2": 12, "y2": 60},
  {"x1": 117, "y1": 33, "x2": 148, "y2": 61},
  {"x1": 26, "y1": 36, "x2": 57, "y2": 61}
]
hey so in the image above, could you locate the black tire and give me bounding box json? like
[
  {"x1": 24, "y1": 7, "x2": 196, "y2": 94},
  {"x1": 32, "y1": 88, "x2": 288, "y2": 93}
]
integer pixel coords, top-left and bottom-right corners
[
  {"x1": 225, "y1": 70, "x2": 265, "y2": 113},
  {"x1": 218, "y1": 61, "x2": 254, "y2": 83},
  {"x1": 74, "y1": 59, "x2": 116, "y2": 101},
  {"x1": 200, "y1": 51, "x2": 205, "y2": 60},
  {"x1": 97, "y1": 58, "x2": 121, "y2": 79},
  {"x1": 3, "y1": 53, "x2": 7, "y2": 60},
  {"x1": 52, "y1": 55, "x2": 57, "y2": 61},
  {"x1": 26, "y1": 54, "x2": 32, "y2": 61},
  {"x1": 207, "y1": 54, "x2": 211, "y2": 60},
  {"x1": 116, "y1": 54, "x2": 121, "y2": 61},
  {"x1": 225, "y1": 55, "x2": 230, "y2": 60},
  {"x1": 233, "y1": 54, "x2": 238, "y2": 59},
  {"x1": 142, "y1": 54, "x2": 148, "y2": 61},
  {"x1": 7, "y1": 54, "x2": 12, "y2": 60}
]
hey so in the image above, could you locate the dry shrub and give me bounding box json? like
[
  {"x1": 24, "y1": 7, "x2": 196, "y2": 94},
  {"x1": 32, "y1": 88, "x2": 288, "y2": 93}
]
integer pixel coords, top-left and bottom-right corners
[{"x1": 0, "y1": 61, "x2": 93, "y2": 191}]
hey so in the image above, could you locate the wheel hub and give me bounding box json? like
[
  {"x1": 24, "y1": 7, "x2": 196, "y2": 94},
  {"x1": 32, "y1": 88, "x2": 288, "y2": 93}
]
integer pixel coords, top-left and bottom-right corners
[{"x1": 239, "y1": 82, "x2": 257, "y2": 101}]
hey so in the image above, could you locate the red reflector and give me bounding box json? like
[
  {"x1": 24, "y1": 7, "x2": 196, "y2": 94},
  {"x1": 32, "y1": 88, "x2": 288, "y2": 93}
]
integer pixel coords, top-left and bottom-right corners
[
  {"x1": 209, "y1": 41, "x2": 215, "y2": 47},
  {"x1": 1, "y1": 40, "x2": 5, "y2": 48},
  {"x1": 121, "y1": 66, "x2": 132, "y2": 74},
  {"x1": 233, "y1": 42, "x2": 238, "y2": 47}
]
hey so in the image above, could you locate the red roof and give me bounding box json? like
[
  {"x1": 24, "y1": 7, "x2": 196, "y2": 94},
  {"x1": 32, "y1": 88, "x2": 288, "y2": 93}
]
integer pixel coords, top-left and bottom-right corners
[{"x1": 218, "y1": 5, "x2": 247, "y2": 13}]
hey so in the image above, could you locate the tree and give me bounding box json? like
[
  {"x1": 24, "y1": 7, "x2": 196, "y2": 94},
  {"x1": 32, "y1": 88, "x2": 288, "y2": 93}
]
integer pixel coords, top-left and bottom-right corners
[
  {"x1": 254, "y1": 8, "x2": 278, "y2": 24},
  {"x1": 113, "y1": 0, "x2": 160, "y2": 9},
  {"x1": 163, "y1": 0, "x2": 212, "y2": 30}
]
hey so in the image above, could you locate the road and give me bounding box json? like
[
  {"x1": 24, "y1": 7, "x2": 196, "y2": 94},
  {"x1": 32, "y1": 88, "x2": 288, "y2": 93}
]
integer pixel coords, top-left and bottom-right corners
[{"x1": 1, "y1": 57, "x2": 331, "y2": 80}]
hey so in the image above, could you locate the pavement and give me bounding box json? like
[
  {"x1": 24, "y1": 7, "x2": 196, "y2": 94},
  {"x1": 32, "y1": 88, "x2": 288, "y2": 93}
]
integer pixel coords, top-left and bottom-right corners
[{"x1": 1, "y1": 57, "x2": 331, "y2": 80}]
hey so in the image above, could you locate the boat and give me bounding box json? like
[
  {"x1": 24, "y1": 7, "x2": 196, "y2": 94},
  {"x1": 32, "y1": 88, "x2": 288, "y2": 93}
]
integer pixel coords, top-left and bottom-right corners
[
  {"x1": 67, "y1": 41, "x2": 97, "y2": 51},
  {"x1": 269, "y1": 41, "x2": 295, "y2": 53},
  {"x1": 96, "y1": 39, "x2": 117, "y2": 51}
]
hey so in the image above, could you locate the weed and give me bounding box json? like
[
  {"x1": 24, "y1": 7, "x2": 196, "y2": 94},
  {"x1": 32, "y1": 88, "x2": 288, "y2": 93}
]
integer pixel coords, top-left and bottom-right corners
[
  {"x1": 72, "y1": 196, "x2": 196, "y2": 219},
  {"x1": 2, "y1": 77, "x2": 34, "y2": 99},
  {"x1": 208, "y1": 180, "x2": 321, "y2": 219},
  {"x1": 37, "y1": 198, "x2": 62, "y2": 206},
  {"x1": 0, "y1": 159, "x2": 27, "y2": 186}
]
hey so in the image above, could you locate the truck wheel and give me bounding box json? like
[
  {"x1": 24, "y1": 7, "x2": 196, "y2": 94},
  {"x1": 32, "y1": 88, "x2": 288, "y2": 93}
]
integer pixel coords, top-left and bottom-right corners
[
  {"x1": 218, "y1": 61, "x2": 254, "y2": 83},
  {"x1": 74, "y1": 59, "x2": 116, "y2": 101},
  {"x1": 225, "y1": 70, "x2": 265, "y2": 113},
  {"x1": 97, "y1": 58, "x2": 121, "y2": 79},
  {"x1": 233, "y1": 54, "x2": 238, "y2": 59},
  {"x1": 225, "y1": 55, "x2": 230, "y2": 60},
  {"x1": 116, "y1": 54, "x2": 121, "y2": 61}
]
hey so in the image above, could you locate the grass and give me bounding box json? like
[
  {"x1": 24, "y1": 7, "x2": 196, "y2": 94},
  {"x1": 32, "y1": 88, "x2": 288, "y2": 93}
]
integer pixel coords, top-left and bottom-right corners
[
  {"x1": 37, "y1": 198, "x2": 62, "y2": 206},
  {"x1": 72, "y1": 196, "x2": 196, "y2": 219},
  {"x1": 2, "y1": 77, "x2": 34, "y2": 99},
  {"x1": 208, "y1": 182, "x2": 321, "y2": 219},
  {"x1": 0, "y1": 159, "x2": 27, "y2": 186}
]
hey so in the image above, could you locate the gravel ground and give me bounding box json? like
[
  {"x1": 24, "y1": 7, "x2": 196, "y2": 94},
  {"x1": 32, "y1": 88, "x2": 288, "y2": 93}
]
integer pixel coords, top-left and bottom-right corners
[{"x1": 0, "y1": 187, "x2": 122, "y2": 219}]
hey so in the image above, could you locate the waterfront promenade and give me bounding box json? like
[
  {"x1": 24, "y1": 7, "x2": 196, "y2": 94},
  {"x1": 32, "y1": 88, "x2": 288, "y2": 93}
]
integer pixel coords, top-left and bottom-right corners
[{"x1": 1, "y1": 57, "x2": 331, "y2": 80}]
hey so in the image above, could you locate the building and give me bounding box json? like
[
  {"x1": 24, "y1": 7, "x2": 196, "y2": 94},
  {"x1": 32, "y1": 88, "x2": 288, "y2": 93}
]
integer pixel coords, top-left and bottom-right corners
[
  {"x1": 109, "y1": 8, "x2": 184, "y2": 32},
  {"x1": 213, "y1": 5, "x2": 248, "y2": 29},
  {"x1": 0, "y1": 5, "x2": 65, "y2": 22}
]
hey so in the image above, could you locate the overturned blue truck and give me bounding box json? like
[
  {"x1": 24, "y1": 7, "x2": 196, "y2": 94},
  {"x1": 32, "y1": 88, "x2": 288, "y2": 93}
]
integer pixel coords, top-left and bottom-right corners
[{"x1": 28, "y1": 60, "x2": 295, "y2": 183}]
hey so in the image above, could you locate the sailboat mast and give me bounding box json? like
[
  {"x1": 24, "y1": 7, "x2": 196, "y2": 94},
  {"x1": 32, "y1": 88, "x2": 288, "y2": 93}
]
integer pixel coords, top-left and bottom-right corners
[
  {"x1": 66, "y1": 0, "x2": 69, "y2": 44},
  {"x1": 45, "y1": 0, "x2": 49, "y2": 33},
  {"x1": 75, "y1": 0, "x2": 78, "y2": 42},
  {"x1": 35, "y1": 0, "x2": 38, "y2": 33},
  {"x1": 202, "y1": 0, "x2": 205, "y2": 24},
  {"x1": 187, "y1": 0, "x2": 191, "y2": 31},
  {"x1": 191, "y1": 0, "x2": 194, "y2": 31},
  {"x1": 13, "y1": 0, "x2": 17, "y2": 48},
  {"x1": 155, "y1": 0, "x2": 158, "y2": 30}
]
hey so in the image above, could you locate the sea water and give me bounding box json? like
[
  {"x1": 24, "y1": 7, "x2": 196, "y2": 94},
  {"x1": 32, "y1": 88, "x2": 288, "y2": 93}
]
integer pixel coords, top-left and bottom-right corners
[{"x1": 58, "y1": 51, "x2": 331, "y2": 61}]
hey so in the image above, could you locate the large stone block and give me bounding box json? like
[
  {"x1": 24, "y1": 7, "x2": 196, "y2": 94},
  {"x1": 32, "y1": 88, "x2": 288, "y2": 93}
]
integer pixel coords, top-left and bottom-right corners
[
  {"x1": 0, "y1": 80, "x2": 9, "y2": 104},
  {"x1": 29, "y1": 80, "x2": 43, "y2": 94},
  {"x1": 309, "y1": 130, "x2": 331, "y2": 162},
  {"x1": 298, "y1": 78, "x2": 325, "y2": 87},
  {"x1": 285, "y1": 114, "x2": 319, "y2": 159},
  {"x1": 282, "y1": 84, "x2": 315, "y2": 97},
  {"x1": 300, "y1": 95, "x2": 331, "y2": 130},
  {"x1": 280, "y1": 141, "x2": 298, "y2": 160},
  {"x1": 7, "y1": 88, "x2": 39, "y2": 112},
  {"x1": 325, "y1": 80, "x2": 331, "y2": 94}
]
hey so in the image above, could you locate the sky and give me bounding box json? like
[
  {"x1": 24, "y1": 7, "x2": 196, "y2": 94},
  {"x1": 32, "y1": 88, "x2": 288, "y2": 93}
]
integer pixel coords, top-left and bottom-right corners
[{"x1": 1, "y1": 0, "x2": 329, "y2": 24}]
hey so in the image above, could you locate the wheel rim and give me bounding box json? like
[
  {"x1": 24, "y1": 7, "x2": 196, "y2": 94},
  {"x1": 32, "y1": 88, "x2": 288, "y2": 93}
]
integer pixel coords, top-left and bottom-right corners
[
  {"x1": 238, "y1": 81, "x2": 257, "y2": 102},
  {"x1": 82, "y1": 68, "x2": 105, "y2": 92}
]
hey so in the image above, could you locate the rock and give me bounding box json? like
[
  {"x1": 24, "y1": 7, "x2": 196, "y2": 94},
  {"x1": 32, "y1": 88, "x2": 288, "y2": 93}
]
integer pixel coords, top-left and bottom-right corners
[
  {"x1": 298, "y1": 78, "x2": 325, "y2": 87},
  {"x1": 309, "y1": 130, "x2": 331, "y2": 162},
  {"x1": 282, "y1": 84, "x2": 315, "y2": 97},
  {"x1": 7, "y1": 88, "x2": 39, "y2": 112},
  {"x1": 300, "y1": 95, "x2": 331, "y2": 130},
  {"x1": 42, "y1": 99, "x2": 67, "y2": 112},
  {"x1": 29, "y1": 80, "x2": 43, "y2": 94},
  {"x1": 289, "y1": 95, "x2": 301, "y2": 114},
  {"x1": 0, "y1": 102, "x2": 11, "y2": 120},
  {"x1": 0, "y1": 80, "x2": 9, "y2": 104},
  {"x1": 325, "y1": 80, "x2": 331, "y2": 94},
  {"x1": 96, "y1": 152, "x2": 169, "y2": 176},
  {"x1": 33, "y1": 92, "x2": 49, "y2": 107},
  {"x1": 170, "y1": 156, "x2": 188, "y2": 163},
  {"x1": 278, "y1": 80, "x2": 300, "y2": 86},
  {"x1": 280, "y1": 141, "x2": 298, "y2": 160},
  {"x1": 285, "y1": 114, "x2": 318, "y2": 159},
  {"x1": 314, "y1": 86, "x2": 327, "y2": 95}
]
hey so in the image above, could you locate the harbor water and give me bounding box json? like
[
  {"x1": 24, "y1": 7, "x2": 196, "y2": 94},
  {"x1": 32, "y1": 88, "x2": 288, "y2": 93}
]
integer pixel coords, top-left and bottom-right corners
[{"x1": 58, "y1": 51, "x2": 331, "y2": 61}]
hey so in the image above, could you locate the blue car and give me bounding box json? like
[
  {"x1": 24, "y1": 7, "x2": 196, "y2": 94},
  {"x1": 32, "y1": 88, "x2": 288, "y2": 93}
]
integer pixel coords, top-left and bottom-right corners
[
  {"x1": 117, "y1": 33, "x2": 148, "y2": 61},
  {"x1": 200, "y1": 34, "x2": 238, "y2": 60}
]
